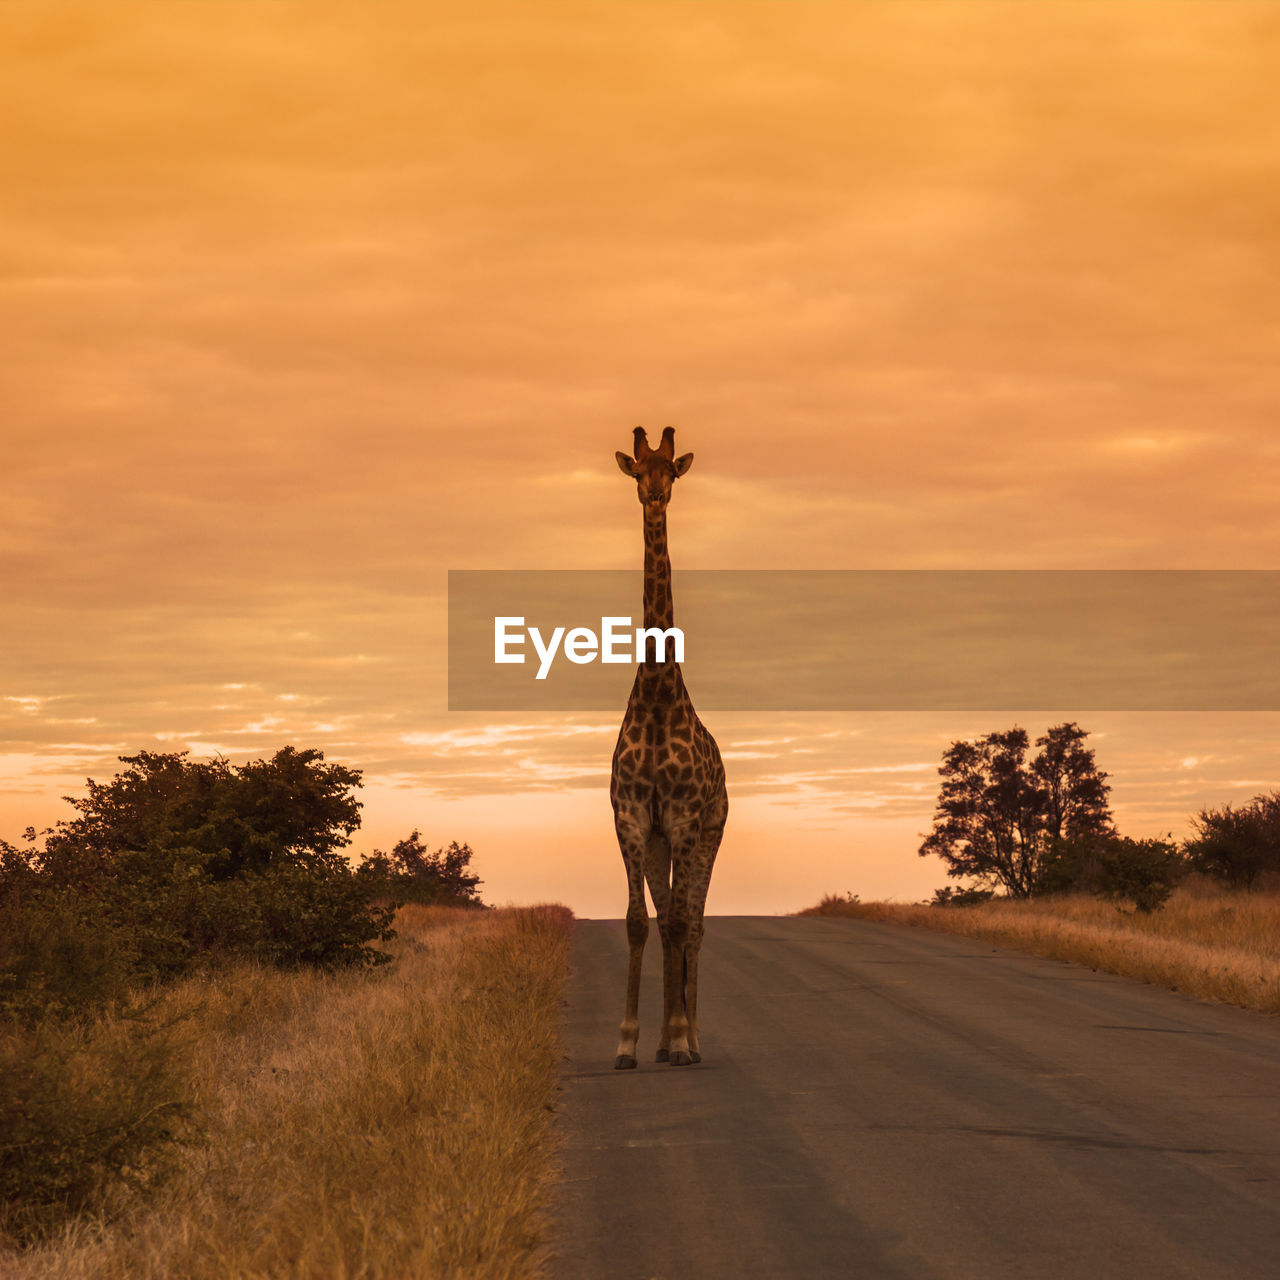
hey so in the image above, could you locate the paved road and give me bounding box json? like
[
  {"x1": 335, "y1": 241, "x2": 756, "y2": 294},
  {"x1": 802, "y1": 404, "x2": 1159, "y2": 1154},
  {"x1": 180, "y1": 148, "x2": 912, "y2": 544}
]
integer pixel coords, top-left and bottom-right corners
[{"x1": 550, "y1": 916, "x2": 1280, "y2": 1279}]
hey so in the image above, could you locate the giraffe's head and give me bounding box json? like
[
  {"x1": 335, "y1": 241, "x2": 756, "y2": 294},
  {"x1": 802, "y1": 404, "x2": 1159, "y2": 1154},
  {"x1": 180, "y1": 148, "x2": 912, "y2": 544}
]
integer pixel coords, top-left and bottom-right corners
[{"x1": 615, "y1": 427, "x2": 694, "y2": 515}]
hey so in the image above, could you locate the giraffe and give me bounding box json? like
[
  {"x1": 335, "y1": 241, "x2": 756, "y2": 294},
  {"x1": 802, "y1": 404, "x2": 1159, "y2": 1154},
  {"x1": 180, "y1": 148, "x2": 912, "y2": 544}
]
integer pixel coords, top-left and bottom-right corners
[{"x1": 610, "y1": 425, "x2": 728, "y2": 1069}]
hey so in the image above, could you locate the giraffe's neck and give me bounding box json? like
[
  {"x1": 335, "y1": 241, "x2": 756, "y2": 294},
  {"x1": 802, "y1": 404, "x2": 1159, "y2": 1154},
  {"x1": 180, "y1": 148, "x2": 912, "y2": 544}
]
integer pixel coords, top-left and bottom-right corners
[{"x1": 642, "y1": 508, "x2": 673, "y2": 634}]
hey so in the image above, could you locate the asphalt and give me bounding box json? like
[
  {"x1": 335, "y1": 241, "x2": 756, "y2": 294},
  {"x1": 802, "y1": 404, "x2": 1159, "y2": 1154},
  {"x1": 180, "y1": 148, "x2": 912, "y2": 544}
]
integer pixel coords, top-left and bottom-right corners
[{"x1": 550, "y1": 915, "x2": 1280, "y2": 1280}]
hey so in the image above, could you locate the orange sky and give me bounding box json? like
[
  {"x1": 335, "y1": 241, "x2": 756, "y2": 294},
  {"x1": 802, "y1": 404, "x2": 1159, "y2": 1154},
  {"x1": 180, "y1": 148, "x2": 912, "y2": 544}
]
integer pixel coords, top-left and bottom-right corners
[{"x1": 3, "y1": 1, "x2": 1280, "y2": 914}]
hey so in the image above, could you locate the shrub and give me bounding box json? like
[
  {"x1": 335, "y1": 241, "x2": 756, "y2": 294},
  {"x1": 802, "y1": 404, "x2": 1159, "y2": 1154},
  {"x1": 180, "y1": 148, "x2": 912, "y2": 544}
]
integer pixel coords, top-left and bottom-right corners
[
  {"x1": 359, "y1": 832, "x2": 485, "y2": 907},
  {"x1": 1, "y1": 750, "x2": 401, "y2": 1021},
  {"x1": 43, "y1": 747, "x2": 362, "y2": 883},
  {"x1": 91, "y1": 847, "x2": 397, "y2": 974},
  {"x1": 1094, "y1": 836, "x2": 1183, "y2": 913},
  {"x1": 1184, "y1": 794, "x2": 1280, "y2": 890},
  {"x1": 0, "y1": 1004, "x2": 196, "y2": 1245},
  {"x1": 1036, "y1": 833, "x2": 1182, "y2": 912},
  {"x1": 0, "y1": 895, "x2": 138, "y2": 1024},
  {"x1": 931, "y1": 885, "x2": 995, "y2": 907},
  {"x1": 231, "y1": 863, "x2": 397, "y2": 969},
  {"x1": 0, "y1": 748, "x2": 403, "y2": 1247}
]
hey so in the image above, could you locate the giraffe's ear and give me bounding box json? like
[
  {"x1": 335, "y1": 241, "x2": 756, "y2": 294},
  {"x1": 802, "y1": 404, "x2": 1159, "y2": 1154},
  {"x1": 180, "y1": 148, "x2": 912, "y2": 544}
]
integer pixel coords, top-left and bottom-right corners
[
  {"x1": 673, "y1": 452, "x2": 694, "y2": 477},
  {"x1": 615, "y1": 451, "x2": 637, "y2": 477}
]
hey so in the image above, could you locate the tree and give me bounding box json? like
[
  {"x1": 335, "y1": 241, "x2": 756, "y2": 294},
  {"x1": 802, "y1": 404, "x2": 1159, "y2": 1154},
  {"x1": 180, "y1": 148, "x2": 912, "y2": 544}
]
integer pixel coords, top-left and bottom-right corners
[
  {"x1": 1184, "y1": 793, "x2": 1280, "y2": 889},
  {"x1": 920, "y1": 722, "x2": 1113, "y2": 898},
  {"x1": 1030, "y1": 721, "x2": 1112, "y2": 842},
  {"x1": 360, "y1": 831, "x2": 484, "y2": 907}
]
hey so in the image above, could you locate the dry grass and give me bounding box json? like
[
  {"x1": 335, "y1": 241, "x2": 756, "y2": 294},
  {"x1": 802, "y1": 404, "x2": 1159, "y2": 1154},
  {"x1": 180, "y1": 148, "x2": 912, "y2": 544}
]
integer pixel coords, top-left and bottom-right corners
[
  {"x1": 4, "y1": 903, "x2": 574, "y2": 1280},
  {"x1": 801, "y1": 885, "x2": 1280, "y2": 1015}
]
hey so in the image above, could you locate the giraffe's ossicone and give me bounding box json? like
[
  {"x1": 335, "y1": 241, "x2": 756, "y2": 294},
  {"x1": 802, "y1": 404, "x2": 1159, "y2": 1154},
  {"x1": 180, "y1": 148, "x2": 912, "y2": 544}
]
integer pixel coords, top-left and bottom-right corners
[{"x1": 610, "y1": 426, "x2": 728, "y2": 1069}]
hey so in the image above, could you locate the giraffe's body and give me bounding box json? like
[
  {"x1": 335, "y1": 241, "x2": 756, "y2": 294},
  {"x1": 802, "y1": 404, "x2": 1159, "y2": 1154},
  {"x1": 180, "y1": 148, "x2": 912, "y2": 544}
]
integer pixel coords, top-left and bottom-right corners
[{"x1": 611, "y1": 427, "x2": 728, "y2": 1068}]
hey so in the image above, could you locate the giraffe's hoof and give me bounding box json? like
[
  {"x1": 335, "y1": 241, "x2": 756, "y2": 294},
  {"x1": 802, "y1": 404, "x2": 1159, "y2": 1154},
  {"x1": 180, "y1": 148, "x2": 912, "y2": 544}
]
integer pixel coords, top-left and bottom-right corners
[
  {"x1": 655, "y1": 1048, "x2": 670, "y2": 1063},
  {"x1": 689, "y1": 1050, "x2": 701, "y2": 1063},
  {"x1": 614, "y1": 1054, "x2": 638, "y2": 1070},
  {"x1": 669, "y1": 1050, "x2": 695, "y2": 1066}
]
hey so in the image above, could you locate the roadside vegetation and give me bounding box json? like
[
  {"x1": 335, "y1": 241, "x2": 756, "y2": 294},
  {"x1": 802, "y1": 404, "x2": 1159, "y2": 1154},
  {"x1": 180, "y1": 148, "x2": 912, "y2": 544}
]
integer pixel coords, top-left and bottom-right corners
[
  {"x1": 805, "y1": 720, "x2": 1280, "y2": 1016},
  {"x1": 2, "y1": 747, "x2": 572, "y2": 1277},
  {"x1": 3, "y1": 903, "x2": 573, "y2": 1277},
  {"x1": 802, "y1": 882, "x2": 1280, "y2": 1015}
]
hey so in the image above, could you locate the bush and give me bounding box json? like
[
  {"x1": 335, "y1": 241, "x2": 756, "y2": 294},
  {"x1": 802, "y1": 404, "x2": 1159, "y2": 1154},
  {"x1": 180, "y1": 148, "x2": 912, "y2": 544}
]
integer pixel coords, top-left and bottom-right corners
[
  {"x1": 1034, "y1": 835, "x2": 1099, "y2": 898},
  {"x1": 1095, "y1": 836, "x2": 1183, "y2": 913},
  {"x1": 89, "y1": 845, "x2": 397, "y2": 974},
  {"x1": 0, "y1": 1005, "x2": 196, "y2": 1245},
  {"x1": 1036, "y1": 833, "x2": 1182, "y2": 912},
  {"x1": 931, "y1": 885, "x2": 995, "y2": 907},
  {"x1": 359, "y1": 832, "x2": 485, "y2": 908},
  {"x1": 1, "y1": 750, "x2": 401, "y2": 1020},
  {"x1": 42, "y1": 747, "x2": 363, "y2": 883},
  {"x1": 1184, "y1": 794, "x2": 1280, "y2": 890},
  {"x1": 0, "y1": 747, "x2": 402, "y2": 1246},
  {"x1": 1, "y1": 850, "x2": 397, "y2": 1019},
  {"x1": 230, "y1": 864, "x2": 397, "y2": 969},
  {"x1": 0, "y1": 895, "x2": 138, "y2": 1024}
]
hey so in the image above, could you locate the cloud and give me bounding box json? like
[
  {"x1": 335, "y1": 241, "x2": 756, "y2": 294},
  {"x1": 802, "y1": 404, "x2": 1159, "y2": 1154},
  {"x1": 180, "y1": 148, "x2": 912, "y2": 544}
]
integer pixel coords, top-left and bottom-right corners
[{"x1": 3, "y1": 2, "x2": 1279, "y2": 898}]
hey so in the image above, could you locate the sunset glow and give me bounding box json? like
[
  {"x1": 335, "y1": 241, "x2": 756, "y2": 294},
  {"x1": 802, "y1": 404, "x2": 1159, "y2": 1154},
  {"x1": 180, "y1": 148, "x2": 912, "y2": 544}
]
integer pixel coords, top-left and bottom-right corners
[{"x1": 4, "y1": 1, "x2": 1279, "y2": 914}]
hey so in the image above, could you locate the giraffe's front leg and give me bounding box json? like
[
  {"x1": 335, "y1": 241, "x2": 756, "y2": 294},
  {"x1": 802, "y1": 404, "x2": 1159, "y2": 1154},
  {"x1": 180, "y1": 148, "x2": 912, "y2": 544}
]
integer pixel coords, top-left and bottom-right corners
[
  {"x1": 662, "y1": 826, "x2": 701, "y2": 1066},
  {"x1": 615, "y1": 898, "x2": 647, "y2": 1069},
  {"x1": 684, "y1": 825, "x2": 722, "y2": 1065},
  {"x1": 654, "y1": 913, "x2": 672, "y2": 1062},
  {"x1": 643, "y1": 831, "x2": 673, "y2": 1062},
  {"x1": 614, "y1": 809, "x2": 650, "y2": 1070},
  {"x1": 663, "y1": 911, "x2": 694, "y2": 1065},
  {"x1": 664, "y1": 818, "x2": 720, "y2": 1066},
  {"x1": 684, "y1": 924, "x2": 702, "y2": 1064}
]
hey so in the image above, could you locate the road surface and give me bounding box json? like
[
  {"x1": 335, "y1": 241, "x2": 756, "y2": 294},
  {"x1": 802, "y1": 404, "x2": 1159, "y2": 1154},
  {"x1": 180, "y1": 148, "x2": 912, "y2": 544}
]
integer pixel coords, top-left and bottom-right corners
[{"x1": 551, "y1": 915, "x2": 1280, "y2": 1279}]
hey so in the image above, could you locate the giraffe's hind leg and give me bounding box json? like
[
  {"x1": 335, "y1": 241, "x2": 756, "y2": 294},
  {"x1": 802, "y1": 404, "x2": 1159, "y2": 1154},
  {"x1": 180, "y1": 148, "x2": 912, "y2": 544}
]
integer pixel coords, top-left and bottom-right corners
[{"x1": 643, "y1": 831, "x2": 673, "y2": 1061}]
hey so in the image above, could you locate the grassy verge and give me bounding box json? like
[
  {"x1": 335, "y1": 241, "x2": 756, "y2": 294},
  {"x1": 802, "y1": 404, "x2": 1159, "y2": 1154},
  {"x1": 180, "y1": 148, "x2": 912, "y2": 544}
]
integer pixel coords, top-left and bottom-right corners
[
  {"x1": 4, "y1": 903, "x2": 574, "y2": 1279},
  {"x1": 800, "y1": 886, "x2": 1280, "y2": 1015}
]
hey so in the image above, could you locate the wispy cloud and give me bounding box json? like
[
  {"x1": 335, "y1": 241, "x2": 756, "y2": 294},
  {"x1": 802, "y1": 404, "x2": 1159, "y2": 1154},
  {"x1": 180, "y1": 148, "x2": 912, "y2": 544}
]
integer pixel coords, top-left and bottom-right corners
[{"x1": 3, "y1": 2, "x2": 1279, "y2": 904}]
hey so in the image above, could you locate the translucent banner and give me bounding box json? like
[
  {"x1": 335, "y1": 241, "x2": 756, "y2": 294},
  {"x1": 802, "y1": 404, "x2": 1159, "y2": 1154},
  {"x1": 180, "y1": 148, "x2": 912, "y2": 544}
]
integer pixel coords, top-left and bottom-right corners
[{"x1": 448, "y1": 570, "x2": 1280, "y2": 711}]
